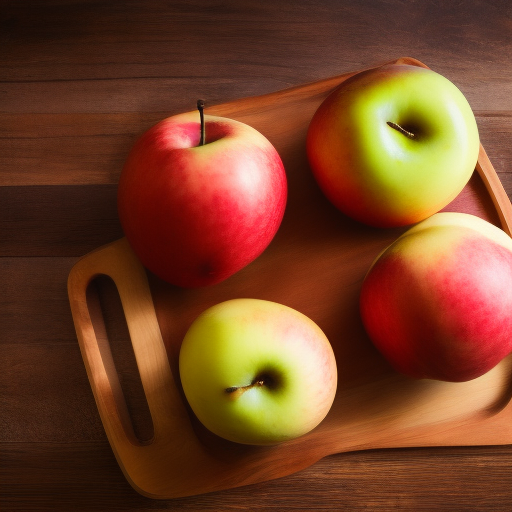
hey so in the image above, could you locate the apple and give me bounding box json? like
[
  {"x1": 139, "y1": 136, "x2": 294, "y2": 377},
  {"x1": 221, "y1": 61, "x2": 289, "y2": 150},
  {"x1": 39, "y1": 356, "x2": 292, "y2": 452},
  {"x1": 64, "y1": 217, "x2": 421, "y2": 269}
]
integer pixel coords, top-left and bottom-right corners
[
  {"x1": 306, "y1": 63, "x2": 480, "y2": 227},
  {"x1": 360, "y1": 212, "x2": 512, "y2": 382},
  {"x1": 179, "y1": 298, "x2": 337, "y2": 445},
  {"x1": 117, "y1": 103, "x2": 287, "y2": 287}
]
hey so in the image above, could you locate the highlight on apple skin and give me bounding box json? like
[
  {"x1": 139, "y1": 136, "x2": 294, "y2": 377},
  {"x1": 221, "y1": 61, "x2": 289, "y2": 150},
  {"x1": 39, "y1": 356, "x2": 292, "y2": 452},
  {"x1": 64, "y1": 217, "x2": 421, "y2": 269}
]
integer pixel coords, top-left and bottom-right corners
[
  {"x1": 359, "y1": 212, "x2": 512, "y2": 382},
  {"x1": 179, "y1": 299, "x2": 338, "y2": 445},
  {"x1": 117, "y1": 111, "x2": 287, "y2": 288},
  {"x1": 306, "y1": 64, "x2": 480, "y2": 228}
]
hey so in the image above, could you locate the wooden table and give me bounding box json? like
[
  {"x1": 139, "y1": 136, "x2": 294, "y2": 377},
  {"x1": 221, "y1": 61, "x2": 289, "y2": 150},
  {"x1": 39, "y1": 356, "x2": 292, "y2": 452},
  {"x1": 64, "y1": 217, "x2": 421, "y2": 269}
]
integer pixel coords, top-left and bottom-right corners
[{"x1": 3, "y1": 1, "x2": 512, "y2": 510}]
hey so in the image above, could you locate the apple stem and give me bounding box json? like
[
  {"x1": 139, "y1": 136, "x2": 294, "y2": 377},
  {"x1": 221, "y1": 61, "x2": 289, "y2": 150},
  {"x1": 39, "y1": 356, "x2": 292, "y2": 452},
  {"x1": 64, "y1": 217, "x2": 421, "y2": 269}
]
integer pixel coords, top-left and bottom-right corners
[
  {"x1": 387, "y1": 121, "x2": 415, "y2": 139},
  {"x1": 197, "y1": 99, "x2": 206, "y2": 146},
  {"x1": 225, "y1": 379, "x2": 265, "y2": 400}
]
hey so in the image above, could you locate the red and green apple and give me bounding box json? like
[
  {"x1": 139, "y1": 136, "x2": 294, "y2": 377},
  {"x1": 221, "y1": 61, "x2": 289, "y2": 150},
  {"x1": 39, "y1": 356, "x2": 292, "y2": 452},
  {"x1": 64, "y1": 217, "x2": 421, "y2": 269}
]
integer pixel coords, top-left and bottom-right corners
[
  {"x1": 117, "y1": 105, "x2": 287, "y2": 287},
  {"x1": 306, "y1": 64, "x2": 480, "y2": 227},
  {"x1": 179, "y1": 298, "x2": 338, "y2": 445},
  {"x1": 360, "y1": 212, "x2": 512, "y2": 382}
]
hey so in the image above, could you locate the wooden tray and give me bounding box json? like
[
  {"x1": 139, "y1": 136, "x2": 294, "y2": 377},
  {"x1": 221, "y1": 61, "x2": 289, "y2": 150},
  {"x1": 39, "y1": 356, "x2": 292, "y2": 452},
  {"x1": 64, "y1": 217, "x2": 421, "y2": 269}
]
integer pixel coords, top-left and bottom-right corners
[{"x1": 68, "y1": 57, "x2": 512, "y2": 499}]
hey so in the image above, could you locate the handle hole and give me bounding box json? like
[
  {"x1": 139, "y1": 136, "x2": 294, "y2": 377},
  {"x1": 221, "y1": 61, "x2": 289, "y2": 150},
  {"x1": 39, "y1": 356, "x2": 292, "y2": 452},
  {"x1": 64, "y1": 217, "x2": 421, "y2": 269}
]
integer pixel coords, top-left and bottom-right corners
[{"x1": 86, "y1": 274, "x2": 154, "y2": 444}]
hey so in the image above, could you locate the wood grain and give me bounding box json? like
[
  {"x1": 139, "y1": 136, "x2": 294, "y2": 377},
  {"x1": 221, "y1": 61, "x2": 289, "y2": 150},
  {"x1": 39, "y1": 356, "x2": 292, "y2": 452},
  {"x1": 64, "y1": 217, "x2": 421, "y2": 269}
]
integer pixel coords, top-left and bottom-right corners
[
  {"x1": 1, "y1": 113, "x2": 512, "y2": 187},
  {"x1": 0, "y1": 185, "x2": 122, "y2": 256},
  {"x1": 3, "y1": 0, "x2": 512, "y2": 510},
  {"x1": 3, "y1": 442, "x2": 512, "y2": 511},
  {"x1": 2, "y1": 0, "x2": 512, "y2": 114}
]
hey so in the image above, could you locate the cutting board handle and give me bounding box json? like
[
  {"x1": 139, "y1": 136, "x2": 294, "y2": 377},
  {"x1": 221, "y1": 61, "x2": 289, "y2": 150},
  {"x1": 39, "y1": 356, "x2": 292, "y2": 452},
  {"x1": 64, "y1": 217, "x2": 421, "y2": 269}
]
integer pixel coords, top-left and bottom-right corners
[{"x1": 67, "y1": 238, "x2": 184, "y2": 451}]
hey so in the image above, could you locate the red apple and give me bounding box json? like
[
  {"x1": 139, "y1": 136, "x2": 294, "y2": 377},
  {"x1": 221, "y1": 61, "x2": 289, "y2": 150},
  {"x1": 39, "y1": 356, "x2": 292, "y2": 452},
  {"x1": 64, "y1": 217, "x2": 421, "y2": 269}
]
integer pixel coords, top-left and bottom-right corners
[
  {"x1": 117, "y1": 107, "x2": 287, "y2": 287},
  {"x1": 360, "y1": 212, "x2": 512, "y2": 382}
]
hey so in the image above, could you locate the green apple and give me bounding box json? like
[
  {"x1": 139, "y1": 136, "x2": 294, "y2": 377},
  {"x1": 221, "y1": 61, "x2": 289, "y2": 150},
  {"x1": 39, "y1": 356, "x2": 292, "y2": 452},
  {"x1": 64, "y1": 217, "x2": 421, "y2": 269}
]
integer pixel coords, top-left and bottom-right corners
[
  {"x1": 306, "y1": 63, "x2": 480, "y2": 227},
  {"x1": 179, "y1": 299, "x2": 337, "y2": 445}
]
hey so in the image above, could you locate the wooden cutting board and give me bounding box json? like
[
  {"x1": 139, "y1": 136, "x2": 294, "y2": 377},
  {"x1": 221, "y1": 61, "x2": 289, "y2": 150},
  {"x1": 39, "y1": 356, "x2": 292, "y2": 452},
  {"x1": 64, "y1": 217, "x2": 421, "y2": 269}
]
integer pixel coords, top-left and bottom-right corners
[{"x1": 68, "y1": 57, "x2": 512, "y2": 499}]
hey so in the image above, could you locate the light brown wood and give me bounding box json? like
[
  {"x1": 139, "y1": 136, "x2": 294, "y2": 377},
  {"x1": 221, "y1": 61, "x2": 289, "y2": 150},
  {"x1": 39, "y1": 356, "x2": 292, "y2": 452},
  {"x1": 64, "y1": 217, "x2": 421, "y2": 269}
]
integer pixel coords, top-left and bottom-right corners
[
  {"x1": 476, "y1": 144, "x2": 512, "y2": 236},
  {"x1": 67, "y1": 57, "x2": 512, "y2": 499}
]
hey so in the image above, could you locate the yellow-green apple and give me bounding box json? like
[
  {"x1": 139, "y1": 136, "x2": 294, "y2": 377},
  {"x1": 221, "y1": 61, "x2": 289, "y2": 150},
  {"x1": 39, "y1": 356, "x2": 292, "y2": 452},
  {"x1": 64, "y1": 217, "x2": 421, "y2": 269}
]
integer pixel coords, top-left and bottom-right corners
[
  {"x1": 306, "y1": 64, "x2": 480, "y2": 227},
  {"x1": 179, "y1": 298, "x2": 337, "y2": 445},
  {"x1": 360, "y1": 212, "x2": 512, "y2": 381},
  {"x1": 117, "y1": 105, "x2": 287, "y2": 287}
]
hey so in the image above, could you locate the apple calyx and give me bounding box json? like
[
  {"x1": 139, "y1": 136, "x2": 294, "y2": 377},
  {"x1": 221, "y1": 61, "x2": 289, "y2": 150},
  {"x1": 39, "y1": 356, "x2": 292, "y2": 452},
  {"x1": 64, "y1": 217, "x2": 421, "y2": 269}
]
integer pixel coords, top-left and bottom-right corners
[
  {"x1": 387, "y1": 121, "x2": 415, "y2": 139},
  {"x1": 197, "y1": 99, "x2": 206, "y2": 146}
]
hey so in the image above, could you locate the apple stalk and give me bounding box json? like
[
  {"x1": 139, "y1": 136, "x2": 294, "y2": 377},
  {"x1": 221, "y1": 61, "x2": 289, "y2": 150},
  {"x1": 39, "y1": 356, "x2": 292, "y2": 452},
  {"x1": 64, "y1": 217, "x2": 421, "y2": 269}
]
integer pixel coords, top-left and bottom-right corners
[
  {"x1": 197, "y1": 99, "x2": 206, "y2": 146},
  {"x1": 225, "y1": 378, "x2": 267, "y2": 400},
  {"x1": 387, "y1": 121, "x2": 415, "y2": 139}
]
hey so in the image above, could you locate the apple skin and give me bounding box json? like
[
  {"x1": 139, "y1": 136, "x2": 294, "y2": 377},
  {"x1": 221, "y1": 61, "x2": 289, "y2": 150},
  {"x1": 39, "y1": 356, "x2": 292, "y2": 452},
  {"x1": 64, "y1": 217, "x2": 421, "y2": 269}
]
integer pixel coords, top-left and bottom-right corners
[
  {"x1": 360, "y1": 212, "x2": 512, "y2": 382},
  {"x1": 306, "y1": 64, "x2": 480, "y2": 228},
  {"x1": 179, "y1": 299, "x2": 338, "y2": 445},
  {"x1": 117, "y1": 112, "x2": 287, "y2": 287}
]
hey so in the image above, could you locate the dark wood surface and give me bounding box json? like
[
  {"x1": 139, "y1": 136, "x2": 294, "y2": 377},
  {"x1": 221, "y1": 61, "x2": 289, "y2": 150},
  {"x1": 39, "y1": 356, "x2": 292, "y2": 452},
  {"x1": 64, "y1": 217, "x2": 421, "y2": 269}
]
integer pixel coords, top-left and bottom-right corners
[{"x1": 3, "y1": 1, "x2": 512, "y2": 510}]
